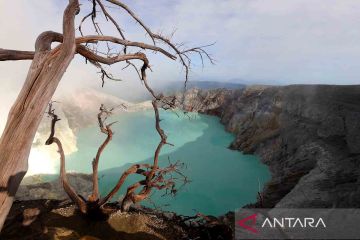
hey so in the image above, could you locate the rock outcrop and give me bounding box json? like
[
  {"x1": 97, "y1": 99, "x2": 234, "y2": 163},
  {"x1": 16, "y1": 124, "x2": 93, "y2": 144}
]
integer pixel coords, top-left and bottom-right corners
[{"x1": 180, "y1": 85, "x2": 360, "y2": 208}]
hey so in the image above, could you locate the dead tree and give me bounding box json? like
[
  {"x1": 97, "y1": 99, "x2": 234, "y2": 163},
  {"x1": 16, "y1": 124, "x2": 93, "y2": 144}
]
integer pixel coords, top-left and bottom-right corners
[
  {"x1": 0, "y1": 0, "x2": 212, "y2": 229},
  {"x1": 46, "y1": 101, "x2": 189, "y2": 218}
]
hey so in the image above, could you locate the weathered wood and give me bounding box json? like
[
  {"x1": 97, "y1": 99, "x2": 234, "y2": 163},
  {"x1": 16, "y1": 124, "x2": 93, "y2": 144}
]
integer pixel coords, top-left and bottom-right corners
[
  {"x1": 0, "y1": 0, "x2": 80, "y2": 230},
  {"x1": 0, "y1": 49, "x2": 34, "y2": 61},
  {"x1": 52, "y1": 137, "x2": 87, "y2": 213}
]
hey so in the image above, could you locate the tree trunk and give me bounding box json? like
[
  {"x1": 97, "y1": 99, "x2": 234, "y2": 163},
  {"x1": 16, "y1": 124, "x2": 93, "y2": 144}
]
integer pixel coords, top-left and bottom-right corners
[{"x1": 0, "y1": 0, "x2": 79, "y2": 230}]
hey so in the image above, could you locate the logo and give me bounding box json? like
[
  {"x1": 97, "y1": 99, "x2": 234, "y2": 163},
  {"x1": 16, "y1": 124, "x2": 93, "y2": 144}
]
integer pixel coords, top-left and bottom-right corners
[
  {"x1": 236, "y1": 209, "x2": 360, "y2": 239},
  {"x1": 261, "y1": 217, "x2": 326, "y2": 228},
  {"x1": 236, "y1": 213, "x2": 326, "y2": 235},
  {"x1": 237, "y1": 213, "x2": 258, "y2": 234}
]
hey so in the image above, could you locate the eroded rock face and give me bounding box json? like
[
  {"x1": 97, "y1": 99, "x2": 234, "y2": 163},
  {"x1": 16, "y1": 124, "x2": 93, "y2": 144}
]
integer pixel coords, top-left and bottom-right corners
[
  {"x1": 181, "y1": 85, "x2": 360, "y2": 208},
  {"x1": 345, "y1": 112, "x2": 360, "y2": 153}
]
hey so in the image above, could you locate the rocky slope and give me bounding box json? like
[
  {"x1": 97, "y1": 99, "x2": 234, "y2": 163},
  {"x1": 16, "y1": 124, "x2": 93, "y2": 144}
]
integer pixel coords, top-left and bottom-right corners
[{"x1": 180, "y1": 85, "x2": 360, "y2": 208}]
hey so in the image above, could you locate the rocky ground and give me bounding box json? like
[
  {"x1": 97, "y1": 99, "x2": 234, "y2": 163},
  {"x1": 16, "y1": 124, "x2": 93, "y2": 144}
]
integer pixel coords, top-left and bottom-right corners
[
  {"x1": 1, "y1": 199, "x2": 233, "y2": 240},
  {"x1": 4, "y1": 174, "x2": 233, "y2": 240},
  {"x1": 180, "y1": 85, "x2": 360, "y2": 208}
]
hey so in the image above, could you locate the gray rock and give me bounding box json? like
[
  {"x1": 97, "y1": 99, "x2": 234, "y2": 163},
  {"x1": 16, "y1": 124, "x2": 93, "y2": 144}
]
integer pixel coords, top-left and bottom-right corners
[
  {"x1": 317, "y1": 115, "x2": 344, "y2": 138},
  {"x1": 182, "y1": 85, "x2": 360, "y2": 208},
  {"x1": 345, "y1": 112, "x2": 360, "y2": 153}
]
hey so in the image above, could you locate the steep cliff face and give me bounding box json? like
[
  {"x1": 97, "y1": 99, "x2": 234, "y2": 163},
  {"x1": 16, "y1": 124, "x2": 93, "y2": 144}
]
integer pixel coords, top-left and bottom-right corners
[{"x1": 180, "y1": 85, "x2": 360, "y2": 208}]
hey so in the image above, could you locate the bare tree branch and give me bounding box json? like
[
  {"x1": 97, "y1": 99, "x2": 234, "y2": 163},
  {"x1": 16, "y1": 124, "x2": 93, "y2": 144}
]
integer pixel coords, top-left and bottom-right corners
[
  {"x1": 0, "y1": 49, "x2": 35, "y2": 61},
  {"x1": 90, "y1": 105, "x2": 114, "y2": 201},
  {"x1": 104, "y1": 0, "x2": 156, "y2": 45},
  {"x1": 76, "y1": 35, "x2": 176, "y2": 60},
  {"x1": 95, "y1": 0, "x2": 126, "y2": 41},
  {"x1": 45, "y1": 102, "x2": 87, "y2": 213},
  {"x1": 99, "y1": 163, "x2": 151, "y2": 206}
]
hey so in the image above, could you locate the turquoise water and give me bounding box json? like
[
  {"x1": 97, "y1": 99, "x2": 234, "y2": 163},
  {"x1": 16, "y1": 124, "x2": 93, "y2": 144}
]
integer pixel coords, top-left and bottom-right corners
[{"x1": 66, "y1": 110, "x2": 270, "y2": 216}]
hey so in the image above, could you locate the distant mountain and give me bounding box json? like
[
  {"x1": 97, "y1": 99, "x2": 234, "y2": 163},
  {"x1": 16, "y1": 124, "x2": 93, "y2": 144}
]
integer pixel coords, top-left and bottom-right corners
[
  {"x1": 88, "y1": 81, "x2": 246, "y2": 103},
  {"x1": 185, "y1": 81, "x2": 246, "y2": 90},
  {"x1": 157, "y1": 80, "x2": 246, "y2": 95}
]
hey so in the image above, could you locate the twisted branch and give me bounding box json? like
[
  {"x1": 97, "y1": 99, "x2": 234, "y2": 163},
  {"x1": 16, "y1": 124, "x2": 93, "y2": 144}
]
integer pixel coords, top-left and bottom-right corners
[{"x1": 45, "y1": 102, "x2": 87, "y2": 213}]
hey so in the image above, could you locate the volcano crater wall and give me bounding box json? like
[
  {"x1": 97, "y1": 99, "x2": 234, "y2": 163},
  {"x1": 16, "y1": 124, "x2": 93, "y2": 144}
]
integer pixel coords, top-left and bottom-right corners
[{"x1": 180, "y1": 85, "x2": 360, "y2": 208}]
